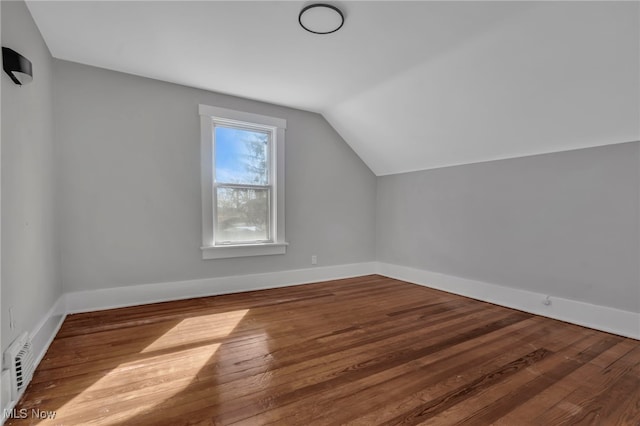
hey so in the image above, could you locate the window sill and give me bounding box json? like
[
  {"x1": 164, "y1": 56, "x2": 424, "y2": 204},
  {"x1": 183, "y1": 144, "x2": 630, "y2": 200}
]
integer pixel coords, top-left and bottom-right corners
[{"x1": 201, "y1": 242, "x2": 288, "y2": 260}]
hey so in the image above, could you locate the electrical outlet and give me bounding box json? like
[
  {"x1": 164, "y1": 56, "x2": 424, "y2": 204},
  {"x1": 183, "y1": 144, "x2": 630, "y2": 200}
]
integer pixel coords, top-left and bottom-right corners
[
  {"x1": 9, "y1": 307, "x2": 15, "y2": 330},
  {"x1": 311, "y1": 255, "x2": 317, "y2": 265}
]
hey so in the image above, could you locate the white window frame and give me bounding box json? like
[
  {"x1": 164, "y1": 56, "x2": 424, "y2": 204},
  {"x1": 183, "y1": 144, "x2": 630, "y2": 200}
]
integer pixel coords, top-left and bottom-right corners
[{"x1": 199, "y1": 104, "x2": 287, "y2": 259}]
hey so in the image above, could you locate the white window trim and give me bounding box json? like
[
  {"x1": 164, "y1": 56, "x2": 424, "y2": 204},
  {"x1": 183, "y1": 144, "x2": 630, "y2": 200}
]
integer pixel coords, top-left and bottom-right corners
[{"x1": 199, "y1": 104, "x2": 287, "y2": 259}]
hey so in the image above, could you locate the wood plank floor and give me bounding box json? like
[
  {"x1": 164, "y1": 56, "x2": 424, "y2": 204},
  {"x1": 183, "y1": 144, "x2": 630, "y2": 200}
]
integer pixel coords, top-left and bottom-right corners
[{"x1": 8, "y1": 275, "x2": 640, "y2": 425}]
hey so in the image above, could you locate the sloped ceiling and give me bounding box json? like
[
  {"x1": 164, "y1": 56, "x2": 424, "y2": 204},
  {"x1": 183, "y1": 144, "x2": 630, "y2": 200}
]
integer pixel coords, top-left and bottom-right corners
[{"x1": 27, "y1": 1, "x2": 639, "y2": 175}]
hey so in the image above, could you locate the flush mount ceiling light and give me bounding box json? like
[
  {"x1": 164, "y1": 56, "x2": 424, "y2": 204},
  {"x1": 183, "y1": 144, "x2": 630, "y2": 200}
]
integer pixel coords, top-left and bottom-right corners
[{"x1": 299, "y1": 4, "x2": 344, "y2": 34}]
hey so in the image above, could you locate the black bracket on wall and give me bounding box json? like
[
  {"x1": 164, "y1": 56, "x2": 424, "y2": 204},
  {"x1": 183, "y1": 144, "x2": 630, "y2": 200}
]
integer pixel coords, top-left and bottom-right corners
[{"x1": 2, "y1": 47, "x2": 33, "y2": 85}]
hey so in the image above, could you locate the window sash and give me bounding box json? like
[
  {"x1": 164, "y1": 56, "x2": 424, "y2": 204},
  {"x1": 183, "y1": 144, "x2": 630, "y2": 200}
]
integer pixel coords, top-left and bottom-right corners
[
  {"x1": 213, "y1": 185, "x2": 273, "y2": 244},
  {"x1": 213, "y1": 123, "x2": 272, "y2": 186},
  {"x1": 212, "y1": 124, "x2": 275, "y2": 246}
]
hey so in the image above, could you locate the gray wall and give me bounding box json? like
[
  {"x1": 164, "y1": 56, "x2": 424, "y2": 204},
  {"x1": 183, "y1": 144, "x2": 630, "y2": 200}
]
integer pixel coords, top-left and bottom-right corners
[
  {"x1": 377, "y1": 142, "x2": 640, "y2": 313},
  {"x1": 53, "y1": 60, "x2": 376, "y2": 292},
  {"x1": 4, "y1": 1, "x2": 636, "y2": 350},
  {"x1": 1, "y1": 1, "x2": 61, "y2": 351}
]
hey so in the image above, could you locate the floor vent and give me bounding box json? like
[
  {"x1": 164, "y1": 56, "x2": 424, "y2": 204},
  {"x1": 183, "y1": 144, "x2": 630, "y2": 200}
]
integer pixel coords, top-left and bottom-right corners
[{"x1": 3, "y1": 333, "x2": 35, "y2": 401}]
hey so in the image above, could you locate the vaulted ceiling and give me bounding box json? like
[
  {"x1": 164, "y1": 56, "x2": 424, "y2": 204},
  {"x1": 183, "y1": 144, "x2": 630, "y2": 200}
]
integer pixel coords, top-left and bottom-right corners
[{"x1": 27, "y1": 1, "x2": 639, "y2": 175}]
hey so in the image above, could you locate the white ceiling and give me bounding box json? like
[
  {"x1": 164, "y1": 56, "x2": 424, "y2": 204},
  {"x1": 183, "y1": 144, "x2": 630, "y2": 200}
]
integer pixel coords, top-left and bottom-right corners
[{"x1": 27, "y1": 1, "x2": 639, "y2": 175}]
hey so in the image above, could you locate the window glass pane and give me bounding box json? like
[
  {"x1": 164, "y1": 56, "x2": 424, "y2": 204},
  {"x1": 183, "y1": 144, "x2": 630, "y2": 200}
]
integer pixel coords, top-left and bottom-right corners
[
  {"x1": 215, "y1": 126, "x2": 269, "y2": 185},
  {"x1": 216, "y1": 187, "x2": 270, "y2": 243}
]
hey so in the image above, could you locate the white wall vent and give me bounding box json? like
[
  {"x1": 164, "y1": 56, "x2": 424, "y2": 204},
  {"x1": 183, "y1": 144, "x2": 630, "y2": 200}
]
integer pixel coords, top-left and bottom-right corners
[{"x1": 3, "y1": 333, "x2": 35, "y2": 401}]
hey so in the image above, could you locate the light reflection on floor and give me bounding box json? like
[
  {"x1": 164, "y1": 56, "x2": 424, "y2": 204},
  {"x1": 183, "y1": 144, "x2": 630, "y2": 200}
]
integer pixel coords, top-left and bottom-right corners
[{"x1": 49, "y1": 309, "x2": 249, "y2": 425}]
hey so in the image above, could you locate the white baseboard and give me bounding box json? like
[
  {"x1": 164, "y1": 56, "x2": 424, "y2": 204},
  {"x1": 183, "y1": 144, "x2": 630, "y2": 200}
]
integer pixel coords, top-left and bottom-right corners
[
  {"x1": 376, "y1": 262, "x2": 640, "y2": 340},
  {"x1": 30, "y1": 295, "x2": 66, "y2": 367},
  {"x1": 65, "y1": 262, "x2": 377, "y2": 314}
]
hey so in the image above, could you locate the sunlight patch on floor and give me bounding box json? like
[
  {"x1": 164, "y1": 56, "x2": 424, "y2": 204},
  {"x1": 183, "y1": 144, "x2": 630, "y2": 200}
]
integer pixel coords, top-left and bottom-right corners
[
  {"x1": 48, "y1": 309, "x2": 249, "y2": 425},
  {"x1": 141, "y1": 309, "x2": 249, "y2": 353}
]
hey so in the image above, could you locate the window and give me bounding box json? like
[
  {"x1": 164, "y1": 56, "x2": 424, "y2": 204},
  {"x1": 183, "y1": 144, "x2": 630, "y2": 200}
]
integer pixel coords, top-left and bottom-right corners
[{"x1": 199, "y1": 105, "x2": 287, "y2": 259}]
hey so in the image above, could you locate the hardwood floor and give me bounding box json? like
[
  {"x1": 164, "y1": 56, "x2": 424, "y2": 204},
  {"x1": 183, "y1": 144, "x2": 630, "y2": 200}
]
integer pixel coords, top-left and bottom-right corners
[{"x1": 8, "y1": 275, "x2": 640, "y2": 425}]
